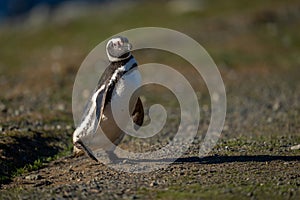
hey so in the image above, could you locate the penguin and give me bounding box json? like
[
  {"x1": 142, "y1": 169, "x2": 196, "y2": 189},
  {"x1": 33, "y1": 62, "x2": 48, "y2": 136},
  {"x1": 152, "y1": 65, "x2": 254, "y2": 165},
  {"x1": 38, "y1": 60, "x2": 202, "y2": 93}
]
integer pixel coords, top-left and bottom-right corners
[{"x1": 73, "y1": 36, "x2": 144, "y2": 162}]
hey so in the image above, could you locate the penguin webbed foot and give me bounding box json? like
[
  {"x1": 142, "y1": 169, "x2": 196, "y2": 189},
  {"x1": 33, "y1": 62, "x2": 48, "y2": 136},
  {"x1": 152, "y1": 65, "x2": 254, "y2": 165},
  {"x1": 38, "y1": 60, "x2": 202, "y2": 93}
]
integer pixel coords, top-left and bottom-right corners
[{"x1": 106, "y1": 151, "x2": 123, "y2": 164}]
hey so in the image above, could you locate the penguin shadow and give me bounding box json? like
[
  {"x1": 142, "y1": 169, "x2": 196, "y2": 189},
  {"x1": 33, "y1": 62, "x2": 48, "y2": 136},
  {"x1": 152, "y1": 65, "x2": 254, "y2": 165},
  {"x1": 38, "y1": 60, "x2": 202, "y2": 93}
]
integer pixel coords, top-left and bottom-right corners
[
  {"x1": 123, "y1": 155, "x2": 300, "y2": 164},
  {"x1": 175, "y1": 155, "x2": 300, "y2": 164}
]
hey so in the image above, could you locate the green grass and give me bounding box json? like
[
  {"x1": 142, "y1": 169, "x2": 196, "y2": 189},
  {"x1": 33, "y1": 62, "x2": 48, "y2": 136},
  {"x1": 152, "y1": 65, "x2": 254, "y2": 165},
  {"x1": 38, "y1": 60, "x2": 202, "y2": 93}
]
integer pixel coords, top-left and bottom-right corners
[
  {"x1": 12, "y1": 144, "x2": 73, "y2": 178},
  {"x1": 14, "y1": 159, "x2": 45, "y2": 176},
  {"x1": 1, "y1": 0, "x2": 300, "y2": 74},
  {"x1": 0, "y1": 128, "x2": 73, "y2": 185}
]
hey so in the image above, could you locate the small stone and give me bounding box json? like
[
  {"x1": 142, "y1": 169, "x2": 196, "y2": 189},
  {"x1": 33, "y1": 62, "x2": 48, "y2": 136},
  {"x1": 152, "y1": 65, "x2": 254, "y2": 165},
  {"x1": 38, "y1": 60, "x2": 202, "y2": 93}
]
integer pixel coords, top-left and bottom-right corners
[
  {"x1": 150, "y1": 181, "x2": 158, "y2": 187},
  {"x1": 9, "y1": 125, "x2": 18, "y2": 131},
  {"x1": 267, "y1": 117, "x2": 272, "y2": 123},
  {"x1": 68, "y1": 166, "x2": 74, "y2": 172},
  {"x1": 223, "y1": 125, "x2": 229, "y2": 131},
  {"x1": 63, "y1": 191, "x2": 70, "y2": 198},
  {"x1": 291, "y1": 144, "x2": 300, "y2": 150},
  {"x1": 66, "y1": 125, "x2": 72, "y2": 130},
  {"x1": 247, "y1": 192, "x2": 253, "y2": 197},
  {"x1": 14, "y1": 110, "x2": 20, "y2": 116},
  {"x1": 90, "y1": 189, "x2": 99, "y2": 193},
  {"x1": 25, "y1": 174, "x2": 42, "y2": 180},
  {"x1": 56, "y1": 103, "x2": 65, "y2": 111},
  {"x1": 277, "y1": 181, "x2": 283, "y2": 186},
  {"x1": 0, "y1": 102, "x2": 7, "y2": 112},
  {"x1": 272, "y1": 101, "x2": 280, "y2": 111}
]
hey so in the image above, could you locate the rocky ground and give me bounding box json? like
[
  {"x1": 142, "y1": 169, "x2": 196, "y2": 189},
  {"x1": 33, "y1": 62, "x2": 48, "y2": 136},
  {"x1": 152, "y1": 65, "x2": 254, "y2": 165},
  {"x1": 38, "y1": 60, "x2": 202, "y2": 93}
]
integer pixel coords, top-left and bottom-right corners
[
  {"x1": 0, "y1": 1, "x2": 300, "y2": 199},
  {"x1": 1, "y1": 68, "x2": 299, "y2": 199}
]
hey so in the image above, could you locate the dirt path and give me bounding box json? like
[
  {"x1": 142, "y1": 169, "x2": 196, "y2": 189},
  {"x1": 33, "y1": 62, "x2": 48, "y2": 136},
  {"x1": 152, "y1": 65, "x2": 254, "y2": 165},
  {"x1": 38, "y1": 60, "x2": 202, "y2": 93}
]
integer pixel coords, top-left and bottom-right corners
[
  {"x1": 1, "y1": 136, "x2": 300, "y2": 199},
  {"x1": 1, "y1": 69, "x2": 300, "y2": 199}
]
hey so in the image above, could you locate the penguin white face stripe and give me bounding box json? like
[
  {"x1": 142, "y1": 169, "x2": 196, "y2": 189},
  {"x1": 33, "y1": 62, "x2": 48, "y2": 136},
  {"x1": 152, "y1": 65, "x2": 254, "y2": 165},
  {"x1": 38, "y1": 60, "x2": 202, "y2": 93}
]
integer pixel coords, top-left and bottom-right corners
[
  {"x1": 103, "y1": 57, "x2": 138, "y2": 107},
  {"x1": 109, "y1": 66, "x2": 125, "y2": 85},
  {"x1": 108, "y1": 57, "x2": 137, "y2": 87}
]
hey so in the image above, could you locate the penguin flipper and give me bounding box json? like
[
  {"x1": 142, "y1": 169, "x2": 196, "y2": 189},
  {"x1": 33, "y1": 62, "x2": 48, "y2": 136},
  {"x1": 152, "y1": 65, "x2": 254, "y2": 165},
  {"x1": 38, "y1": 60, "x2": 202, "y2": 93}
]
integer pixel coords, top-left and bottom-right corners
[
  {"x1": 94, "y1": 85, "x2": 109, "y2": 133},
  {"x1": 132, "y1": 97, "x2": 144, "y2": 130}
]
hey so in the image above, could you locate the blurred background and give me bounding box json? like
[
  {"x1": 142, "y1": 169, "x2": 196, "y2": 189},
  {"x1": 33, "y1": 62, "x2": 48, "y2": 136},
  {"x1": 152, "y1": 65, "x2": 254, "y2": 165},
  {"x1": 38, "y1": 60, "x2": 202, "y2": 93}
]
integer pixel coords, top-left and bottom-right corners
[
  {"x1": 1, "y1": 0, "x2": 300, "y2": 73},
  {"x1": 0, "y1": 0, "x2": 300, "y2": 185}
]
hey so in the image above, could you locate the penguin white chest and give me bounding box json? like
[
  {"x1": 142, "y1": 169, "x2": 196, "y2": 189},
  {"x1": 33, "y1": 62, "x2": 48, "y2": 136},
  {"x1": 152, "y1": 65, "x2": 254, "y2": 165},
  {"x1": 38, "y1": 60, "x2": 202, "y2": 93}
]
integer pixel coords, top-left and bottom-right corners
[
  {"x1": 114, "y1": 68, "x2": 141, "y2": 97},
  {"x1": 111, "y1": 68, "x2": 142, "y2": 114},
  {"x1": 89, "y1": 68, "x2": 142, "y2": 151}
]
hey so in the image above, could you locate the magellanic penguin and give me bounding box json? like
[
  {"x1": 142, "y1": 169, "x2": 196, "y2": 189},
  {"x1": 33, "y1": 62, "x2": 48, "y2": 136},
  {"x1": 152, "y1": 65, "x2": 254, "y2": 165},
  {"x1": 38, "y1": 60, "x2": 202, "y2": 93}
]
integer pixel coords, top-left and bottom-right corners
[{"x1": 73, "y1": 36, "x2": 144, "y2": 162}]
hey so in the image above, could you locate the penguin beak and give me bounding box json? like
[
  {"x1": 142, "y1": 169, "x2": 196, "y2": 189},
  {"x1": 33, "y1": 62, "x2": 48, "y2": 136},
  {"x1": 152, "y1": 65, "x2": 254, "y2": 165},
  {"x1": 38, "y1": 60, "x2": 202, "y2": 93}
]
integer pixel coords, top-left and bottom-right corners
[
  {"x1": 122, "y1": 43, "x2": 132, "y2": 51},
  {"x1": 128, "y1": 43, "x2": 133, "y2": 50}
]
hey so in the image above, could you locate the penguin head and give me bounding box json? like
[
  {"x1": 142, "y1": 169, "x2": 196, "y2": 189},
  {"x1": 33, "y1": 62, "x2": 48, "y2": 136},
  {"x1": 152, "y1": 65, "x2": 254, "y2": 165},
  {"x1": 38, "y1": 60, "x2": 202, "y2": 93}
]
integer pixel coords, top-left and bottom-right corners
[{"x1": 106, "y1": 36, "x2": 132, "y2": 62}]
